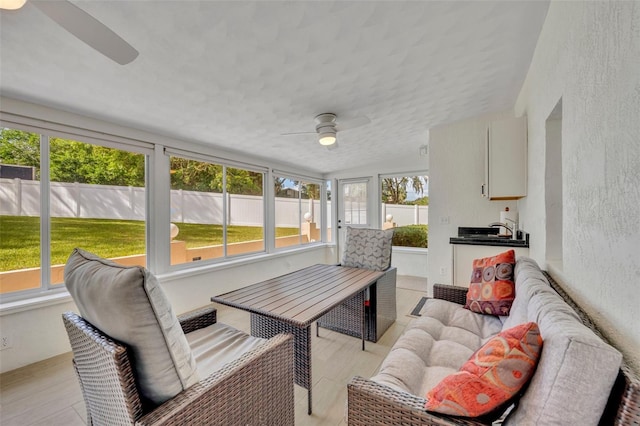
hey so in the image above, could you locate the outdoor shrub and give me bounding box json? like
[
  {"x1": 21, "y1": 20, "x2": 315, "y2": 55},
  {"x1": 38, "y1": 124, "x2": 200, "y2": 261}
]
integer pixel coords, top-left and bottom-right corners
[{"x1": 392, "y1": 225, "x2": 428, "y2": 248}]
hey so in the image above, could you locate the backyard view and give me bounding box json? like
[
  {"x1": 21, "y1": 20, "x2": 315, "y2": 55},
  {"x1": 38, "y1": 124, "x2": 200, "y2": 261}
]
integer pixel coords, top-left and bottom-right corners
[
  {"x1": 1, "y1": 127, "x2": 428, "y2": 295},
  {"x1": 0, "y1": 128, "x2": 304, "y2": 295},
  {"x1": 0, "y1": 216, "x2": 297, "y2": 272}
]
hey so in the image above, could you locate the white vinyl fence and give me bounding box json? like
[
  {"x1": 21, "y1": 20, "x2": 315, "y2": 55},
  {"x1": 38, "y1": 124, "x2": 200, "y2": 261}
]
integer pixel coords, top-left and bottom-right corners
[
  {"x1": 0, "y1": 178, "x2": 426, "y2": 227},
  {"x1": 382, "y1": 203, "x2": 428, "y2": 227},
  {"x1": 0, "y1": 178, "x2": 324, "y2": 227}
]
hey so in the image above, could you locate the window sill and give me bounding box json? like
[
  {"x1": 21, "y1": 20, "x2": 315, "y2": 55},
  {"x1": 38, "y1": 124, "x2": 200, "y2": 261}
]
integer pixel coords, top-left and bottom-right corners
[
  {"x1": 0, "y1": 243, "x2": 332, "y2": 315},
  {"x1": 392, "y1": 246, "x2": 428, "y2": 253},
  {"x1": 157, "y1": 243, "x2": 330, "y2": 283},
  {"x1": 0, "y1": 290, "x2": 73, "y2": 316}
]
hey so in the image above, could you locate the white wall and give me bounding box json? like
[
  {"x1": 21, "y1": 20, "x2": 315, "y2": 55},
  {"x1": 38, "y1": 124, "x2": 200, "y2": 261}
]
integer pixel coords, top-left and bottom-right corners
[
  {"x1": 514, "y1": 1, "x2": 640, "y2": 371},
  {"x1": 427, "y1": 110, "x2": 519, "y2": 285},
  {"x1": 0, "y1": 246, "x2": 333, "y2": 373}
]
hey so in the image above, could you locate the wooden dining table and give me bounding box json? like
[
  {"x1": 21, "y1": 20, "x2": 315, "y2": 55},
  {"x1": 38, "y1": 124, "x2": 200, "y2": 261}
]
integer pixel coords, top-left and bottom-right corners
[{"x1": 211, "y1": 263, "x2": 384, "y2": 415}]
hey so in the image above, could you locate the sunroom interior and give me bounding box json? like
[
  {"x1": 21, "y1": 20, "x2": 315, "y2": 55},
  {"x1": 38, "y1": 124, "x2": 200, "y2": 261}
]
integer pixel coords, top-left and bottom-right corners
[{"x1": 1, "y1": 1, "x2": 639, "y2": 425}]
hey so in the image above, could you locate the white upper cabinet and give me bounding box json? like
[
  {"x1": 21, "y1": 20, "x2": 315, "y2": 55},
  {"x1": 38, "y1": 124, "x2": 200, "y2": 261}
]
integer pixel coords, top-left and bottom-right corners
[{"x1": 482, "y1": 116, "x2": 527, "y2": 200}]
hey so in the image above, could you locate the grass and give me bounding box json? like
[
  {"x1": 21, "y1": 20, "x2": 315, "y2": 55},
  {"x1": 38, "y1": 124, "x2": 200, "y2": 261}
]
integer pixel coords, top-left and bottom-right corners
[{"x1": 0, "y1": 216, "x2": 298, "y2": 271}]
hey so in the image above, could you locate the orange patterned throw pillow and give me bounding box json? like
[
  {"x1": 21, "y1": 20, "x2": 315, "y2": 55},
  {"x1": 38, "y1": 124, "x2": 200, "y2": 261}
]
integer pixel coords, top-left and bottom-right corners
[
  {"x1": 425, "y1": 322, "x2": 542, "y2": 418},
  {"x1": 464, "y1": 249, "x2": 516, "y2": 315}
]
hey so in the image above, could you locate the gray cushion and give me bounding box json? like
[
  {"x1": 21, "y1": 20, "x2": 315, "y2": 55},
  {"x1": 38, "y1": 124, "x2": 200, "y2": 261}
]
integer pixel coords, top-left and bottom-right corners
[
  {"x1": 64, "y1": 248, "x2": 199, "y2": 405},
  {"x1": 342, "y1": 227, "x2": 393, "y2": 271},
  {"x1": 186, "y1": 322, "x2": 266, "y2": 378},
  {"x1": 504, "y1": 257, "x2": 622, "y2": 425},
  {"x1": 371, "y1": 298, "x2": 502, "y2": 396}
]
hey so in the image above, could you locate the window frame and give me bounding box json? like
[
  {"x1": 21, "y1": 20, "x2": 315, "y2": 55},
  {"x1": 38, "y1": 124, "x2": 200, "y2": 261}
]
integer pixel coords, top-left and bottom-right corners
[
  {"x1": 272, "y1": 170, "x2": 327, "y2": 251},
  {"x1": 163, "y1": 147, "x2": 269, "y2": 271},
  {"x1": 0, "y1": 123, "x2": 153, "y2": 303},
  {"x1": 0, "y1": 115, "x2": 329, "y2": 303}
]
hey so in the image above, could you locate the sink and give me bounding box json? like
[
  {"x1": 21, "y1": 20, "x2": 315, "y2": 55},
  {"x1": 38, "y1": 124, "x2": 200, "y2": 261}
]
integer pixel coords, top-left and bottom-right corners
[{"x1": 458, "y1": 234, "x2": 511, "y2": 242}]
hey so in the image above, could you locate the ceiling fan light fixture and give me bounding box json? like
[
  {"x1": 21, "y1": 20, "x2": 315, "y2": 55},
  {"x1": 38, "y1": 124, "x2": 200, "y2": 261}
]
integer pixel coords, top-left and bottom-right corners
[
  {"x1": 318, "y1": 132, "x2": 337, "y2": 146},
  {"x1": 0, "y1": 0, "x2": 26, "y2": 10}
]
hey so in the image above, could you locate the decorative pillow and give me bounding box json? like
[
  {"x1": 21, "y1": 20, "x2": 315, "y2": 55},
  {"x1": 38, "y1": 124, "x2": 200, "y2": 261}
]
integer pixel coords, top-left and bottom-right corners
[
  {"x1": 64, "y1": 248, "x2": 199, "y2": 406},
  {"x1": 464, "y1": 249, "x2": 516, "y2": 315},
  {"x1": 341, "y1": 227, "x2": 393, "y2": 271},
  {"x1": 425, "y1": 322, "x2": 542, "y2": 418}
]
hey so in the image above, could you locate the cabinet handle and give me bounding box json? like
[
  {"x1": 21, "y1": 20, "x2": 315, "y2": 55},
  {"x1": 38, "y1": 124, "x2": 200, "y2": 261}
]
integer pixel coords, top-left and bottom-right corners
[{"x1": 481, "y1": 184, "x2": 486, "y2": 196}]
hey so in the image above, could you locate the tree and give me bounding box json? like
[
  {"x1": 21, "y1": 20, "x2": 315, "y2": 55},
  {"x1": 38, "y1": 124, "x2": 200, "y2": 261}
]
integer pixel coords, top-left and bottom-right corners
[
  {"x1": 0, "y1": 128, "x2": 41, "y2": 177},
  {"x1": 301, "y1": 182, "x2": 320, "y2": 199},
  {"x1": 49, "y1": 138, "x2": 145, "y2": 186},
  {"x1": 381, "y1": 176, "x2": 428, "y2": 204}
]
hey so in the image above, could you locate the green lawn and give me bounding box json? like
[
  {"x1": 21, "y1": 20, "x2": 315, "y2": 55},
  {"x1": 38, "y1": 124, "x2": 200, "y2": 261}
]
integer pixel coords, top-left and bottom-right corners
[{"x1": 0, "y1": 216, "x2": 297, "y2": 271}]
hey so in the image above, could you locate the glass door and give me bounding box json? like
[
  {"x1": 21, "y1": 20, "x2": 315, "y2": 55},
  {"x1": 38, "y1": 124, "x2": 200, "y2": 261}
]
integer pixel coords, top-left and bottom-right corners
[{"x1": 337, "y1": 179, "x2": 369, "y2": 258}]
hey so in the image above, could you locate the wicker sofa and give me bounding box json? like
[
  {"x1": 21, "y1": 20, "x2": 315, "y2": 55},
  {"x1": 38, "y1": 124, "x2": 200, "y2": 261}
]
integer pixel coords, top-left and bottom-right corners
[{"x1": 348, "y1": 257, "x2": 640, "y2": 425}]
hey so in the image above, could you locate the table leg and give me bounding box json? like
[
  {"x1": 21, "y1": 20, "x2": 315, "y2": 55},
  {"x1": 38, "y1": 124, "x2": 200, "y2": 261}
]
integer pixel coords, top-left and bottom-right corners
[
  {"x1": 362, "y1": 292, "x2": 366, "y2": 351},
  {"x1": 251, "y1": 314, "x2": 313, "y2": 414}
]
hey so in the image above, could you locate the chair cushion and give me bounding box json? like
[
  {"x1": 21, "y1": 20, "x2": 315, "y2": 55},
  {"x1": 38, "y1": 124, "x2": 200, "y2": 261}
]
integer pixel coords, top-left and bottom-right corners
[
  {"x1": 464, "y1": 249, "x2": 516, "y2": 316},
  {"x1": 186, "y1": 322, "x2": 267, "y2": 378},
  {"x1": 425, "y1": 322, "x2": 542, "y2": 418},
  {"x1": 342, "y1": 227, "x2": 393, "y2": 271},
  {"x1": 64, "y1": 248, "x2": 199, "y2": 406}
]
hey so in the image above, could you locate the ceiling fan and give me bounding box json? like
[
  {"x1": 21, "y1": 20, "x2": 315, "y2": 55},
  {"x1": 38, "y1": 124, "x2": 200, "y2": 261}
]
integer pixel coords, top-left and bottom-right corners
[
  {"x1": 282, "y1": 113, "x2": 371, "y2": 149},
  {"x1": 1, "y1": 0, "x2": 139, "y2": 65}
]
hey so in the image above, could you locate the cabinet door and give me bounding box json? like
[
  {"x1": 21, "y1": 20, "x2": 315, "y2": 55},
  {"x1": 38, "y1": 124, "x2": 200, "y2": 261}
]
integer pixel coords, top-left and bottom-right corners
[{"x1": 484, "y1": 117, "x2": 527, "y2": 199}]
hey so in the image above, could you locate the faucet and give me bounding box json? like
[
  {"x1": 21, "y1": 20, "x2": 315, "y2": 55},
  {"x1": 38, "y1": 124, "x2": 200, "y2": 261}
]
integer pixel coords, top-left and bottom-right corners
[
  {"x1": 488, "y1": 219, "x2": 519, "y2": 240},
  {"x1": 488, "y1": 222, "x2": 513, "y2": 235},
  {"x1": 505, "y1": 217, "x2": 519, "y2": 240}
]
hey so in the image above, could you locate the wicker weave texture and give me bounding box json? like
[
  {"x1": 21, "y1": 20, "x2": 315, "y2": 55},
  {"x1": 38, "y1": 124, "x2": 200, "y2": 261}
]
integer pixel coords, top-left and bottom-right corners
[
  {"x1": 63, "y1": 312, "x2": 143, "y2": 426},
  {"x1": 64, "y1": 310, "x2": 295, "y2": 426},
  {"x1": 316, "y1": 290, "x2": 365, "y2": 340},
  {"x1": 137, "y1": 333, "x2": 294, "y2": 426},
  {"x1": 317, "y1": 267, "x2": 397, "y2": 342},
  {"x1": 347, "y1": 377, "x2": 487, "y2": 426},
  {"x1": 250, "y1": 313, "x2": 312, "y2": 391},
  {"x1": 433, "y1": 283, "x2": 468, "y2": 306},
  {"x1": 177, "y1": 306, "x2": 217, "y2": 334}
]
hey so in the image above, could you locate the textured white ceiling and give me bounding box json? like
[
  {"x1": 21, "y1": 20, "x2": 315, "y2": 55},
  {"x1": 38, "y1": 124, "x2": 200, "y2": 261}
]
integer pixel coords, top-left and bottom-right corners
[{"x1": 0, "y1": 1, "x2": 549, "y2": 174}]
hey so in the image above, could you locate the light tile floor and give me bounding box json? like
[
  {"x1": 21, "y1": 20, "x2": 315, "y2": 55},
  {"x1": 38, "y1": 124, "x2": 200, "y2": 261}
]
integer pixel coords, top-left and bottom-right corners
[{"x1": 0, "y1": 276, "x2": 428, "y2": 426}]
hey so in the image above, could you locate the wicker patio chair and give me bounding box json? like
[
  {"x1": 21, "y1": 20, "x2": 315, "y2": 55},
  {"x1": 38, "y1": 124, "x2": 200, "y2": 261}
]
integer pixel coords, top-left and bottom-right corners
[
  {"x1": 316, "y1": 227, "x2": 397, "y2": 342},
  {"x1": 62, "y1": 248, "x2": 295, "y2": 425}
]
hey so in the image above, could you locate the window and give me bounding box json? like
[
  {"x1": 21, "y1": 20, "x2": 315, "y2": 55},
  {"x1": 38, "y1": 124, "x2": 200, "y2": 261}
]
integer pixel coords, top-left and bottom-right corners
[
  {"x1": 0, "y1": 128, "x2": 42, "y2": 294},
  {"x1": 49, "y1": 137, "x2": 146, "y2": 285},
  {"x1": 380, "y1": 174, "x2": 429, "y2": 248},
  {"x1": 274, "y1": 176, "x2": 322, "y2": 248},
  {"x1": 169, "y1": 155, "x2": 265, "y2": 265},
  {"x1": 0, "y1": 127, "x2": 149, "y2": 297}
]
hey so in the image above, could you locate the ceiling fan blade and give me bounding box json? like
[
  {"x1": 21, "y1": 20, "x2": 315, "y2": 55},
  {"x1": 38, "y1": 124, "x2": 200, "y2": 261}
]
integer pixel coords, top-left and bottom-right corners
[
  {"x1": 32, "y1": 0, "x2": 138, "y2": 65},
  {"x1": 326, "y1": 141, "x2": 339, "y2": 151},
  {"x1": 281, "y1": 131, "x2": 315, "y2": 136},
  {"x1": 335, "y1": 115, "x2": 371, "y2": 132}
]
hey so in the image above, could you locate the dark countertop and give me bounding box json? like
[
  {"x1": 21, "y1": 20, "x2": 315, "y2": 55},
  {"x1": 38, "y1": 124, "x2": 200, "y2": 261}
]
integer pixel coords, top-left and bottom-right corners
[{"x1": 450, "y1": 227, "x2": 529, "y2": 248}]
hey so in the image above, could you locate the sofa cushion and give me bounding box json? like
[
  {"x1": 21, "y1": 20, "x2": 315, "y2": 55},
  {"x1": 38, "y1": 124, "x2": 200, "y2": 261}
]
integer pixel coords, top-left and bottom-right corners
[
  {"x1": 425, "y1": 322, "x2": 542, "y2": 417},
  {"x1": 341, "y1": 227, "x2": 393, "y2": 271},
  {"x1": 370, "y1": 299, "x2": 502, "y2": 396},
  {"x1": 64, "y1": 248, "x2": 199, "y2": 406},
  {"x1": 465, "y1": 249, "x2": 516, "y2": 316},
  {"x1": 502, "y1": 257, "x2": 623, "y2": 425}
]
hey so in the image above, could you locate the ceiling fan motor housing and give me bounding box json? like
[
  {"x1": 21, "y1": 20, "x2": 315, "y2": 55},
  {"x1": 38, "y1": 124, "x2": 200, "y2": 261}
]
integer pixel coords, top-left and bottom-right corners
[{"x1": 315, "y1": 113, "x2": 337, "y2": 136}]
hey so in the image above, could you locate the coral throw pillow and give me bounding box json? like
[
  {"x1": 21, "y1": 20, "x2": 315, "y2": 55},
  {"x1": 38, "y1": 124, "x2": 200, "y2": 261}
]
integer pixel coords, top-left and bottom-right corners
[
  {"x1": 465, "y1": 249, "x2": 516, "y2": 315},
  {"x1": 425, "y1": 322, "x2": 542, "y2": 417}
]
